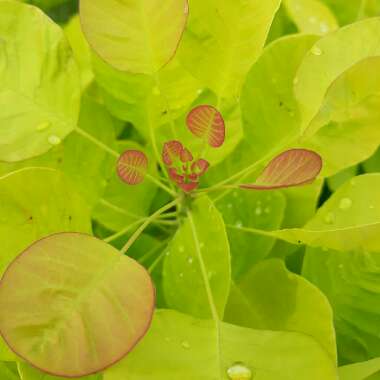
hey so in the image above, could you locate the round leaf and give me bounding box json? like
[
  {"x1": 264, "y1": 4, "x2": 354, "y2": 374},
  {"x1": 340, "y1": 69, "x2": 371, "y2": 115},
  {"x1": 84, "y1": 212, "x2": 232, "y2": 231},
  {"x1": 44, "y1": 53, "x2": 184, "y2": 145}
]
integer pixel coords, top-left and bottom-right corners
[
  {"x1": 186, "y1": 105, "x2": 226, "y2": 147},
  {"x1": 80, "y1": 0, "x2": 189, "y2": 74},
  {"x1": 0, "y1": 233, "x2": 155, "y2": 377},
  {"x1": 117, "y1": 150, "x2": 148, "y2": 185},
  {"x1": 0, "y1": 1, "x2": 80, "y2": 162},
  {"x1": 240, "y1": 149, "x2": 322, "y2": 190}
]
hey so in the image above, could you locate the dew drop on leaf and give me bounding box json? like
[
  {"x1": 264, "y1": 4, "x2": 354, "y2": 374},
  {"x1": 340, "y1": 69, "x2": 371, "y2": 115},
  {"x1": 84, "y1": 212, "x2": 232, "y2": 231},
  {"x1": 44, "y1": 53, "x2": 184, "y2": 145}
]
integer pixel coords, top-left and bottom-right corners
[
  {"x1": 255, "y1": 206, "x2": 262, "y2": 216},
  {"x1": 152, "y1": 86, "x2": 161, "y2": 96},
  {"x1": 48, "y1": 135, "x2": 61, "y2": 146},
  {"x1": 227, "y1": 363, "x2": 252, "y2": 379},
  {"x1": 339, "y1": 198, "x2": 352, "y2": 210},
  {"x1": 320, "y1": 22, "x2": 329, "y2": 33},
  {"x1": 179, "y1": 246, "x2": 185, "y2": 253},
  {"x1": 324, "y1": 212, "x2": 335, "y2": 225},
  {"x1": 311, "y1": 46, "x2": 322, "y2": 56},
  {"x1": 264, "y1": 207, "x2": 271, "y2": 214},
  {"x1": 187, "y1": 257, "x2": 193, "y2": 265},
  {"x1": 181, "y1": 340, "x2": 190, "y2": 349},
  {"x1": 235, "y1": 220, "x2": 243, "y2": 228},
  {"x1": 36, "y1": 122, "x2": 50, "y2": 132},
  {"x1": 293, "y1": 76, "x2": 299, "y2": 85},
  {"x1": 370, "y1": 205, "x2": 375, "y2": 209}
]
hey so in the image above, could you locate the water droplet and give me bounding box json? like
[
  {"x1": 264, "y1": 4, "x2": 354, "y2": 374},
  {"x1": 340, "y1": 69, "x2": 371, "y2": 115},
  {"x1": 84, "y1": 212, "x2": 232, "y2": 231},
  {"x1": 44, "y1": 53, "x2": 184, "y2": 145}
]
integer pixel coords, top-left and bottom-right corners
[
  {"x1": 227, "y1": 203, "x2": 233, "y2": 209},
  {"x1": 197, "y1": 89, "x2": 203, "y2": 95},
  {"x1": 370, "y1": 205, "x2": 375, "y2": 210},
  {"x1": 338, "y1": 264, "x2": 344, "y2": 270},
  {"x1": 264, "y1": 207, "x2": 271, "y2": 214},
  {"x1": 227, "y1": 363, "x2": 252, "y2": 380},
  {"x1": 187, "y1": 256, "x2": 193, "y2": 265},
  {"x1": 235, "y1": 220, "x2": 243, "y2": 228},
  {"x1": 36, "y1": 121, "x2": 50, "y2": 132},
  {"x1": 48, "y1": 135, "x2": 61, "y2": 146},
  {"x1": 293, "y1": 76, "x2": 299, "y2": 85},
  {"x1": 324, "y1": 212, "x2": 335, "y2": 225},
  {"x1": 311, "y1": 46, "x2": 322, "y2": 56},
  {"x1": 165, "y1": 337, "x2": 171, "y2": 343},
  {"x1": 152, "y1": 86, "x2": 161, "y2": 96},
  {"x1": 309, "y1": 16, "x2": 317, "y2": 24},
  {"x1": 255, "y1": 206, "x2": 262, "y2": 216},
  {"x1": 320, "y1": 22, "x2": 330, "y2": 33},
  {"x1": 165, "y1": 251, "x2": 170, "y2": 257},
  {"x1": 181, "y1": 340, "x2": 190, "y2": 349},
  {"x1": 339, "y1": 198, "x2": 352, "y2": 210},
  {"x1": 179, "y1": 273, "x2": 184, "y2": 278},
  {"x1": 179, "y1": 246, "x2": 185, "y2": 253}
]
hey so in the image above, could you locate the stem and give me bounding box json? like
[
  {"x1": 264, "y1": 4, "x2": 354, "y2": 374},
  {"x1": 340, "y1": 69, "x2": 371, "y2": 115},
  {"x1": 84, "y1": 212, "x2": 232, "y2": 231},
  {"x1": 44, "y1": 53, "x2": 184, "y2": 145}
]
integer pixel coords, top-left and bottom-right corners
[
  {"x1": 356, "y1": 0, "x2": 368, "y2": 20},
  {"x1": 148, "y1": 250, "x2": 166, "y2": 273},
  {"x1": 104, "y1": 218, "x2": 145, "y2": 243},
  {"x1": 75, "y1": 127, "x2": 119, "y2": 158},
  {"x1": 74, "y1": 127, "x2": 176, "y2": 196},
  {"x1": 120, "y1": 199, "x2": 179, "y2": 254},
  {"x1": 226, "y1": 224, "x2": 275, "y2": 238}
]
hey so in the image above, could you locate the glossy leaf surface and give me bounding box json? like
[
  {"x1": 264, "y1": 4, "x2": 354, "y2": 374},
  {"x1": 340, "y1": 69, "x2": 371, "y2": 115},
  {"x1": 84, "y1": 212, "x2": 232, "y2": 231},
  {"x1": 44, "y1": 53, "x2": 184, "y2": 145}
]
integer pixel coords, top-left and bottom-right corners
[
  {"x1": 105, "y1": 309, "x2": 338, "y2": 380},
  {"x1": 80, "y1": 0, "x2": 188, "y2": 74},
  {"x1": 0, "y1": 1, "x2": 80, "y2": 162}
]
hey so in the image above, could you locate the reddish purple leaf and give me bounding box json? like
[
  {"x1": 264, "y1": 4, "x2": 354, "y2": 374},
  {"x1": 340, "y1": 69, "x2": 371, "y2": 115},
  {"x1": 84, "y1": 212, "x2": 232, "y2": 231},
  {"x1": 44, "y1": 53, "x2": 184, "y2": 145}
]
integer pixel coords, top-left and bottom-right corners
[
  {"x1": 191, "y1": 159, "x2": 210, "y2": 176},
  {"x1": 178, "y1": 181, "x2": 199, "y2": 192},
  {"x1": 240, "y1": 149, "x2": 322, "y2": 190},
  {"x1": 180, "y1": 148, "x2": 193, "y2": 163},
  {"x1": 186, "y1": 105, "x2": 225, "y2": 147},
  {"x1": 162, "y1": 140, "x2": 184, "y2": 166},
  {"x1": 117, "y1": 150, "x2": 148, "y2": 185},
  {"x1": 168, "y1": 167, "x2": 185, "y2": 183}
]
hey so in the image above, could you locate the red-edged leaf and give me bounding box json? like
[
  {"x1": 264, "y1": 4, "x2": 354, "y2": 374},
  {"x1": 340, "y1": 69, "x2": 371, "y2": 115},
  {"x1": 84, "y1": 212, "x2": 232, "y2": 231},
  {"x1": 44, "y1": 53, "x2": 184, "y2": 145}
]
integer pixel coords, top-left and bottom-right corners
[
  {"x1": 186, "y1": 105, "x2": 225, "y2": 147},
  {"x1": 240, "y1": 149, "x2": 322, "y2": 190},
  {"x1": 162, "y1": 140, "x2": 184, "y2": 166},
  {"x1": 180, "y1": 148, "x2": 193, "y2": 163},
  {"x1": 168, "y1": 167, "x2": 185, "y2": 184},
  {"x1": 191, "y1": 159, "x2": 210, "y2": 176},
  {"x1": 178, "y1": 182, "x2": 199, "y2": 192},
  {"x1": 117, "y1": 150, "x2": 148, "y2": 185}
]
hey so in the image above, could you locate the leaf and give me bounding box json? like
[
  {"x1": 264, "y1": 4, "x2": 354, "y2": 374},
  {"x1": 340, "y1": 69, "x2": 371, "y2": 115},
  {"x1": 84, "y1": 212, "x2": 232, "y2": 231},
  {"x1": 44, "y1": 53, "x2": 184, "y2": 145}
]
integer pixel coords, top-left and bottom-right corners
[
  {"x1": 242, "y1": 33, "x2": 380, "y2": 178},
  {"x1": 0, "y1": 94, "x2": 117, "y2": 209},
  {"x1": 117, "y1": 150, "x2": 148, "y2": 185},
  {"x1": 0, "y1": 233, "x2": 155, "y2": 377},
  {"x1": 284, "y1": 0, "x2": 338, "y2": 35},
  {"x1": 328, "y1": 165, "x2": 358, "y2": 192},
  {"x1": 240, "y1": 149, "x2": 322, "y2": 190},
  {"x1": 157, "y1": 92, "x2": 243, "y2": 166},
  {"x1": 178, "y1": 0, "x2": 281, "y2": 98},
  {"x1": 339, "y1": 358, "x2": 380, "y2": 380},
  {"x1": 0, "y1": 168, "x2": 91, "y2": 277},
  {"x1": 18, "y1": 362, "x2": 102, "y2": 380},
  {"x1": 0, "y1": 0, "x2": 80, "y2": 162},
  {"x1": 0, "y1": 362, "x2": 19, "y2": 380},
  {"x1": 162, "y1": 141, "x2": 184, "y2": 166},
  {"x1": 80, "y1": 0, "x2": 189, "y2": 74},
  {"x1": 295, "y1": 17, "x2": 380, "y2": 134},
  {"x1": 163, "y1": 196, "x2": 231, "y2": 319},
  {"x1": 104, "y1": 309, "x2": 338, "y2": 380},
  {"x1": 304, "y1": 245, "x2": 380, "y2": 363},
  {"x1": 64, "y1": 15, "x2": 94, "y2": 90},
  {"x1": 216, "y1": 190, "x2": 286, "y2": 279},
  {"x1": 321, "y1": 0, "x2": 380, "y2": 25},
  {"x1": 186, "y1": 105, "x2": 225, "y2": 148},
  {"x1": 93, "y1": 54, "x2": 201, "y2": 139},
  {"x1": 246, "y1": 174, "x2": 380, "y2": 252},
  {"x1": 225, "y1": 259, "x2": 337, "y2": 363},
  {"x1": 93, "y1": 142, "x2": 157, "y2": 232}
]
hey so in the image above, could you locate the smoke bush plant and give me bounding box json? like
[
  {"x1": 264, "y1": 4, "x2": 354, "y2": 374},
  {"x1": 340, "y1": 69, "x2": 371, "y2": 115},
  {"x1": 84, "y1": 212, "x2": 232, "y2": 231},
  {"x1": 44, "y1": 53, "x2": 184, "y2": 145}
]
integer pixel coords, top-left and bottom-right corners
[{"x1": 1, "y1": 0, "x2": 380, "y2": 379}]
